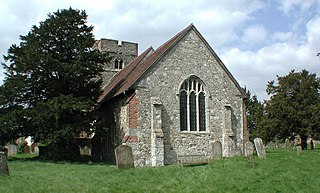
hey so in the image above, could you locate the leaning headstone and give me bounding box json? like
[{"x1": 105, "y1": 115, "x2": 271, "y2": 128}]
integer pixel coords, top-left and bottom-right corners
[
  {"x1": 115, "y1": 145, "x2": 134, "y2": 169},
  {"x1": 212, "y1": 141, "x2": 222, "y2": 160},
  {"x1": 254, "y1": 138, "x2": 266, "y2": 158},
  {"x1": 0, "y1": 152, "x2": 9, "y2": 176},
  {"x1": 245, "y1": 141, "x2": 254, "y2": 157},
  {"x1": 285, "y1": 138, "x2": 291, "y2": 150}
]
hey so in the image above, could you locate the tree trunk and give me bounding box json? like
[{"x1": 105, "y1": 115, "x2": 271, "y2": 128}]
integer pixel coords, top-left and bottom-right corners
[{"x1": 0, "y1": 152, "x2": 9, "y2": 176}]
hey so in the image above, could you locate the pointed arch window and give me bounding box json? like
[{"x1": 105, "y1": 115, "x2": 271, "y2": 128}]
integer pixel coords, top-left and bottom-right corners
[
  {"x1": 120, "y1": 59, "x2": 124, "y2": 69},
  {"x1": 179, "y1": 77, "x2": 206, "y2": 132},
  {"x1": 114, "y1": 58, "x2": 124, "y2": 70},
  {"x1": 114, "y1": 59, "x2": 119, "y2": 69}
]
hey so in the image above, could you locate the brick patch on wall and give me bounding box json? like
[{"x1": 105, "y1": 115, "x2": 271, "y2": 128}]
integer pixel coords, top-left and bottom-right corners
[
  {"x1": 122, "y1": 135, "x2": 139, "y2": 142},
  {"x1": 129, "y1": 95, "x2": 139, "y2": 129}
]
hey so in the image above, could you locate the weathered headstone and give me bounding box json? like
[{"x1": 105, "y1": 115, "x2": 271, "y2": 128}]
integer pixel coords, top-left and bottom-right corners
[
  {"x1": 295, "y1": 134, "x2": 302, "y2": 155},
  {"x1": 254, "y1": 138, "x2": 266, "y2": 158},
  {"x1": 0, "y1": 152, "x2": 9, "y2": 176},
  {"x1": 245, "y1": 141, "x2": 254, "y2": 157},
  {"x1": 245, "y1": 141, "x2": 254, "y2": 166},
  {"x1": 6, "y1": 145, "x2": 17, "y2": 155},
  {"x1": 80, "y1": 146, "x2": 91, "y2": 156},
  {"x1": 268, "y1": 142, "x2": 275, "y2": 149},
  {"x1": 30, "y1": 143, "x2": 38, "y2": 154},
  {"x1": 212, "y1": 141, "x2": 222, "y2": 160},
  {"x1": 285, "y1": 138, "x2": 291, "y2": 150},
  {"x1": 115, "y1": 145, "x2": 134, "y2": 169}
]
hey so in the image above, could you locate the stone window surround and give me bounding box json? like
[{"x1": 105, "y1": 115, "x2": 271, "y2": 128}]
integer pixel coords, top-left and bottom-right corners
[
  {"x1": 114, "y1": 58, "x2": 124, "y2": 70},
  {"x1": 178, "y1": 75, "x2": 208, "y2": 132}
]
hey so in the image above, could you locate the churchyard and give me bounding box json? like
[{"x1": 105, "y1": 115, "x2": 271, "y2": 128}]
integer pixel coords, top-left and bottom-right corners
[{"x1": 1, "y1": 146, "x2": 319, "y2": 193}]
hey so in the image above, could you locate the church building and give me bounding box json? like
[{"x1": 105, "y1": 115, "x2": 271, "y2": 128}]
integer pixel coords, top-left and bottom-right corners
[{"x1": 92, "y1": 24, "x2": 247, "y2": 167}]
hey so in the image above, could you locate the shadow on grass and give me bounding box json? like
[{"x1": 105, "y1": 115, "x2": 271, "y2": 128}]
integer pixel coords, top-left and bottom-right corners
[{"x1": 7, "y1": 154, "x2": 39, "y2": 162}]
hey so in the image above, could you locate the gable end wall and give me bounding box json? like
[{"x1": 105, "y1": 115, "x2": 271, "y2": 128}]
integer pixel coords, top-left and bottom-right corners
[{"x1": 128, "y1": 30, "x2": 244, "y2": 166}]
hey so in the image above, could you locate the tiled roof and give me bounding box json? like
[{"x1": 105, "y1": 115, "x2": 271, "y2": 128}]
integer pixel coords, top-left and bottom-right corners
[
  {"x1": 97, "y1": 46, "x2": 154, "y2": 104},
  {"x1": 97, "y1": 23, "x2": 246, "y2": 104},
  {"x1": 97, "y1": 24, "x2": 194, "y2": 104}
]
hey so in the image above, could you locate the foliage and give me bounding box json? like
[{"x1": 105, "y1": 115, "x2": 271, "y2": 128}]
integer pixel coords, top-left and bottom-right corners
[
  {"x1": 264, "y1": 69, "x2": 320, "y2": 142},
  {"x1": 0, "y1": 8, "x2": 109, "y2": 158},
  {"x1": 1, "y1": 149, "x2": 320, "y2": 192},
  {"x1": 245, "y1": 89, "x2": 265, "y2": 140}
]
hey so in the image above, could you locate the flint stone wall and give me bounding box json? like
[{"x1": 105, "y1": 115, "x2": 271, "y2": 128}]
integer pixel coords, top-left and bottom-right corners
[
  {"x1": 114, "y1": 30, "x2": 245, "y2": 166},
  {"x1": 94, "y1": 39, "x2": 138, "y2": 86}
]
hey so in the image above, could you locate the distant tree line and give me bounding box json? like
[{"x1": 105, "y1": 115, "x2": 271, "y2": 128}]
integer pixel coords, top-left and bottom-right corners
[{"x1": 246, "y1": 69, "x2": 320, "y2": 145}]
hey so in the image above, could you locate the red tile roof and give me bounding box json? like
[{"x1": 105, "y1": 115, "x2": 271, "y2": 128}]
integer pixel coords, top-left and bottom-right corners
[{"x1": 97, "y1": 23, "x2": 246, "y2": 104}]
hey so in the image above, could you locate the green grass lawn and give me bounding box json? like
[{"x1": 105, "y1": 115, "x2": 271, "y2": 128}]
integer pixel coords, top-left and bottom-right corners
[{"x1": 1, "y1": 148, "x2": 320, "y2": 193}]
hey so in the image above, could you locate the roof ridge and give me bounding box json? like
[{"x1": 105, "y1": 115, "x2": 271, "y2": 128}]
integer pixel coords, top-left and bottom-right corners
[
  {"x1": 152, "y1": 24, "x2": 194, "y2": 55},
  {"x1": 128, "y1": 24, "x2": 195, "y2": 88}
]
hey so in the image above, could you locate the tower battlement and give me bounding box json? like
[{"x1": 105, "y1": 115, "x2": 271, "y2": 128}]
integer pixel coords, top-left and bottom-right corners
[
  {"x1": 94, "y1": 39, "x2": 138, "y2": 86},
  {"x1": 94, "y1": 39, "x2": 138, "y2": 56}
]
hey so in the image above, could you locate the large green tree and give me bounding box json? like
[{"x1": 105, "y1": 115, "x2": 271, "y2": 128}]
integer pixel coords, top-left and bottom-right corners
[
  {"x1": 264, "y1": 69, "x2": 320, "y2": 144},
  {"x1": 0, "y1": 8, "x2": 109, "y2": 159},
  {"x1": 245, "y1": 89, "x2": 264, "y2": 140}
]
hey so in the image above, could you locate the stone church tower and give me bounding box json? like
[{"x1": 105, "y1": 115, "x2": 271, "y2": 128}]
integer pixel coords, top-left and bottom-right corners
[{"x1": 93, "y1": 39, "x2": 138, "y2": 87}]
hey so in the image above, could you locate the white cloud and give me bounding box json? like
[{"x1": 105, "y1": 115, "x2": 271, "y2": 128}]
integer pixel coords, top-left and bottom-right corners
[
  {"x1": 241, "y1": 25, "x2": 268, "y2": 47},
  {"x1": 222, "y1": 32, "x2": 320, "y2": 100},
  {"x1": 0, "y1": 0, "x2": 319, "y2": 101},
  {"x1": 278, "y1": 0, "x2": 316, "y2": 15},
  {"x1": 271, "y1": 32, "x2": 294, "y2": 42},
  {"x1": 306, "y1": 16, "x2": 320, "y2": 54}
]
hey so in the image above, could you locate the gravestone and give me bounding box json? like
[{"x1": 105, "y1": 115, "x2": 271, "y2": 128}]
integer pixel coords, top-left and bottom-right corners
[
  {"x1": 285, "y1": 138, "x2": 291, "y2": 150},
  {"x1": 212, "y1": 141, "x2": 222, "y2": 160},
  {"x1": 0, "y1": 152, "x2": 9, "y2": 176},
  {"x1": 268, "y1": 142, "x2": 275, "y2": 149},
  {"x1": 80, "y1": 146, "x2": 91, "y2": 156},
  {"x1": 30, "y1": 143, "x2": 39, "y2": 154},
  {"x1": 83, "y1": 146, "x2": 91, "y2": 156},
  {"x1": 245, "y1": 141, "x2": 254, "y2": 166},
  {"x1": 254, "y1": 138, "x2": 266, "y2": 158},
  {"x1": 295, "y1": 135, "x2": 302, "y2": 155},
  {"x1": 245, "y1": 141, "x2": 254, "y2": 157},
  {"x1": 7, "y1": 145, "x2": 17, "y2": 155},
  {"x1": 115, "y1": 145, "x2": 134, "y2": 169}
]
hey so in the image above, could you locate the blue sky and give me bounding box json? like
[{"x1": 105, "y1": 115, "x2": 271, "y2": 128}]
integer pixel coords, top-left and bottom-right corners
[{"x1": 0, "y1": 0, "x2": 319, "y2": 100}]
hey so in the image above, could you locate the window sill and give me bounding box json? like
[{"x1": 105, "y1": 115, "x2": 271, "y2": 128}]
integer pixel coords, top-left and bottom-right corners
[{"x1": 179, "y1": 131, "x2": 210, "y2": 135}]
